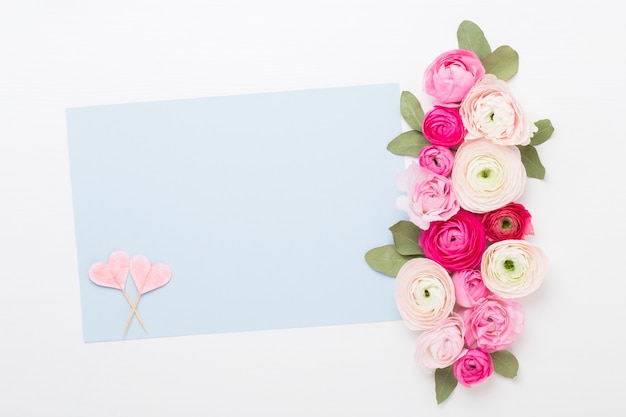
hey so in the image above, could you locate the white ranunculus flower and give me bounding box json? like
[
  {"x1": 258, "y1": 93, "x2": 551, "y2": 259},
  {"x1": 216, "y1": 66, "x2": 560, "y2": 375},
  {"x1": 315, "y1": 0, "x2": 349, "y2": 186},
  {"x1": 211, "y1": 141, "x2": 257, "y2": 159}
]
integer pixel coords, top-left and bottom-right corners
[
  {"x1": 460, "y1": 74, "x2": 537, "y2": 146},
  {"x1": 395, "y1": 258, "x2": 456, "y2": 331},
  {"x1": 451, "y1": 139, "x2": 526, "y2": 213},
  {"x1": 481, "y1": 239, "x2": 547, "y2": 298},
  {"x1": 414, "y1": 313, "x2": 466, "y2": 374}
]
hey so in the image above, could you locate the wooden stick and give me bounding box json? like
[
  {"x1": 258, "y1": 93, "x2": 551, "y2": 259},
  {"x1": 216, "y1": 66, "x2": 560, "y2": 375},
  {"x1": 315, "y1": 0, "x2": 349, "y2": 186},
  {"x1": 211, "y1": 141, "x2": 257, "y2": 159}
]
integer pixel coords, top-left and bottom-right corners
[
  {"x1": 121, "y1": 289, "x2": 147, "y2": 332},
  {"x1": 122, "y1": 293, "x2": 143, "y2": 337}
]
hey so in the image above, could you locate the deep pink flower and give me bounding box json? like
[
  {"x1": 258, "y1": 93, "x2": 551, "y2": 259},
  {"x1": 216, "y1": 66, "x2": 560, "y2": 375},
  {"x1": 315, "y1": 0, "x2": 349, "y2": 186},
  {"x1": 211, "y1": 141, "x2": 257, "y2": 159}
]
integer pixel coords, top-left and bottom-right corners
[
  {"x1": 422, "y1": 107, "x2": 466, "y2": 147},
  {"x1": 481, "y1": 202, "x2": 534, "y2": 242},
  {"x1": 453, "y1": 349, "x2": 494, "y2": 387},
  {"x1": 418, "y1": 209, "x2": 486, "y2": 271},
  {"x1": 463, "y1": 295, "x2": 524, "y2": 352},
  {"x1": 424, "y1": 49, "x2": 485, "y2": 107},
  {"x1": 418, "y1": 145, "x2": 455, "y2": 176}
]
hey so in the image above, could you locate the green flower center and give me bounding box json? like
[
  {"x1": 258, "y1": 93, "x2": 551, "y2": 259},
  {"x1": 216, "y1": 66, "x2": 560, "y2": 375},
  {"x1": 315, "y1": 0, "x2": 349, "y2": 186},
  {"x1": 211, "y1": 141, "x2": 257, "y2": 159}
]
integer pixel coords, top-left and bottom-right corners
[
  {"x1": 501, "y1": 218, "x2": 512, "y2": 230},
  {"x1": 504, "y1": 259, "x2": 515, "y2": 271},
  {"x1": 480, "y1": 169, "x2": 492, "y2": 179}
]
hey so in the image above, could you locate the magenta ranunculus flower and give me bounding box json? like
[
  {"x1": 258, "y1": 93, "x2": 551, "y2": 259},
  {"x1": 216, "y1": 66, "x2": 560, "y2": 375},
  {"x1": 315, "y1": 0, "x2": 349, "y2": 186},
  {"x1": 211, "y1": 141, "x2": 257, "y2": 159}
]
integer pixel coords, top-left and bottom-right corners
[
  {"x1": 451, "y1": 269, "x2": 491, "y2": 308},
  {"x1": 453, "y1": 349, "x2": 494, "y2": 387},
  {"x1": 418, "y1": 145, "x2": 455, "y2": 176},
  {"x1": 463, "y1": 295, "x2": 524, "y2": 352},
  {"x1": 424, "y1": 49, "x2": 485, "y2": 107},
  {"x1": 422, "y1": 107, "x2": 466, "y2": 147},
  {"x1": 396, "y1": 162, "x2": 460, "y2": 230},
  {"x1": 481, "y1": 202, "x2": 534, "y2": 242},
  {"x1": 418, "y1": 209, "x2": 486, "y2": 271}
]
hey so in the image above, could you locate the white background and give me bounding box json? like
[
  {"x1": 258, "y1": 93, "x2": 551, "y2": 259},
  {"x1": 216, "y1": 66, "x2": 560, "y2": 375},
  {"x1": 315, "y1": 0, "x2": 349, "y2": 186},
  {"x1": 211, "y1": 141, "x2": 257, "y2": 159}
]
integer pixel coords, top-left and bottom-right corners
[{"x1": 1, "y1": 0, "x2": 624, "y2": 415}]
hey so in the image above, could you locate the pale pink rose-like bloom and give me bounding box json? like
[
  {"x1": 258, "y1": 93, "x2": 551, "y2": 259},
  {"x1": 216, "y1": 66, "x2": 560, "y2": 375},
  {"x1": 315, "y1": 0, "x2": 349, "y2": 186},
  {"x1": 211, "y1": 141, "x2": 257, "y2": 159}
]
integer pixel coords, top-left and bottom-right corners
[
  {"x1": 463, "y1": 295, "x2": 524, "y2": 352},
  {"x1": 418, "y1": 145, "x2": 455, "y2": 177},
  {"x1": 453, "y1": 349, "x2": 494, "y2": 387},
  {"x1": 396, "y1": 162, "x2": 460, "y2": 230},
  {"x1": 451, "y1": 139, "x2": 526, "y2": 214},
  {"x1": 414, "y1": 313, "x2": 466, "y2": 374},
  {"x1": 451, "y1": 269, "x2": 491, "y2": 308},
  {"x1": 481, "y1": 239, "x2": 548, "y2": 298},
  {"x1": 424, "y1": 49, "x2": 485, "y2": 107},
  {"x1": 460, "y1": 74, "x2": 537, "y2": 146},
  {"x1": 395, "y1": 258, "x2": 456, "y2": 331}
]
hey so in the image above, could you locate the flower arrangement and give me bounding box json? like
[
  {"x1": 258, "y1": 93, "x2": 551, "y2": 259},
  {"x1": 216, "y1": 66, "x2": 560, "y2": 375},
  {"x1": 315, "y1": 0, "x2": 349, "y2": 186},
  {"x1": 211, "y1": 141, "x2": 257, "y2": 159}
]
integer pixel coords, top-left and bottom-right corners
[{"x1": 365, "y1": 20, "x2": 552, "y2": 404}]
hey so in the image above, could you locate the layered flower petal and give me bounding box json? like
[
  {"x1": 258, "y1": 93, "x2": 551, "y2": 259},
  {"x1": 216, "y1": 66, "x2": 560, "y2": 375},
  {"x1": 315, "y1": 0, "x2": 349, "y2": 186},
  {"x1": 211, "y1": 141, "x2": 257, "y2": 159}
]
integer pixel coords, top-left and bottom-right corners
[
  {"x1": 451, "y1": 269, "x2": 491, "y2": 308},
  {"x1": 395, "y1": 258, "x2": 456, "y2": 331},
  {"x1": 453, "y1": 349, "x2": 494, "y2": 387},
  {"x1": 415, "y1": 313, "x2": 466, "y2": 373},
  {"x1": 422, "y1": 107, "x2": 465, "y2": 147},
  {"x1": 451, "y1": 139, "x2": 526, "y2": 213},
  {"x1": 424, "y1": 49, "x2": 485, "y2": 107},
  {"x1": 418, "y1": 145, "x2": 455, "y2": 177},
  {"x1": 396, "y1": 162, "x2": 460, "y2": 230},
  {"x1": 460, "y1": 74, "x2": 537, "y2": 146},
  {"x1": 419, "y1": 209, "x2": 486, "y2": 271},
  {"x1": 481, "y1": 239, "x2": 547, "y2": 298},
  {"x1": 463, "y1": 295, "x2": 524, "y2": 352}
]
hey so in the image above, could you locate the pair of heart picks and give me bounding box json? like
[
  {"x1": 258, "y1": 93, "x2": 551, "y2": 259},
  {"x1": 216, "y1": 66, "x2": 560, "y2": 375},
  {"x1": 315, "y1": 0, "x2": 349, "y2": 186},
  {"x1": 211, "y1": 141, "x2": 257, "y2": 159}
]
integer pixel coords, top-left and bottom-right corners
[{"x1": 88, "y1": 250, "x2": 172, "y2": 337}]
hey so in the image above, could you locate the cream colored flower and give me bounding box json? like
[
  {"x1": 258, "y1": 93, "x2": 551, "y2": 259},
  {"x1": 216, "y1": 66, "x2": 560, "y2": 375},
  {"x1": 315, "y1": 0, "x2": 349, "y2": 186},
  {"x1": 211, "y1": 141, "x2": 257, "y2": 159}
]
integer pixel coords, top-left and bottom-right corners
[
  {"x1": 460, "y1": 74, "x2": 537, "y2": 146},
  {"x1": 481, "y1": 239, "x2": 547, "y2": 298},
  {"x1": 395, "y1": 258, "x2": 456, "y2": 331},
  {"x1": 451, "y1": 139, "x2": 526, "y2": 213}
]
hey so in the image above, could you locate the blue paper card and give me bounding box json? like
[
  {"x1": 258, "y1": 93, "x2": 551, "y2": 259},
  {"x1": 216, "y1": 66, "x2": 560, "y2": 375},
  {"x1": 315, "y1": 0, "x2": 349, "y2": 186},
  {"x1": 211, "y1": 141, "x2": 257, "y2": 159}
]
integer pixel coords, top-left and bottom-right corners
[{"x1": 66, "y1": 84, "x2": 403, "y2": 342}]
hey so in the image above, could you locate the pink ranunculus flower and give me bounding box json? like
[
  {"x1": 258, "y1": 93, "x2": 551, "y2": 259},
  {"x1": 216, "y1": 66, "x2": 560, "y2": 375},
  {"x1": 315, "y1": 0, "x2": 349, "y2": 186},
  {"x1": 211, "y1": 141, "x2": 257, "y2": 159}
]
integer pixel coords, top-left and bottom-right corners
[
  {"x1": 481, "y1": 202, "x2": 534, "y2": 242},
  {"x1": 451, "y1": 269, "x2": 491, "y2": 308},
  {"x1": 396, "y1": 162, "x2": 460, "y2": 230},
  {"x1": 453, "y1": 349, "x2": 494, "y2": 387},
  {"x1": 395, "y1": 258, "x2": 456, "y2": 331},
  {"x1": 451, "y1": 138, "x2": 526, "y2": 214},
  {"x1": 418, "y1": 209, "x2": 486, "y2": 271},
  {"x1": 460, "y1": 74, "x2": 537, "y2": 146},
  {"x1": 424, "y1": 49, "x2": 486, "y2": 107},
  {"x1": 463, "y1": 295, "x2": 524, "y2": 352},
  {"x1": 481, "y1": 239, "x2": 547, "y2": 298},
  {"x1": 422, "y1": 107, "x2": 466, "y2": 147},
  {"x1": 418, "y1": 145, "x2": 455, "y2": 176},
  {"x1": 414, "y1": 313, "x2": 466, "y2": 374}
]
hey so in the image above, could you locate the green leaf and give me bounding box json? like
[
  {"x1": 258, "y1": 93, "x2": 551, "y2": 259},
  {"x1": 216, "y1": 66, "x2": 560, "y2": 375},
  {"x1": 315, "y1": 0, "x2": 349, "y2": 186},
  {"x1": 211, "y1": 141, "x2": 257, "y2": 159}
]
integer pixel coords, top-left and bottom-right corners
[
  {"x1": 530, "y1": 119, "x2": 554, "y2": 146},
  {"x1": 481, "y1": 45, "x2": 519, "y2": 80},
  {"x1": 364, "y1": 245, "x2": 418, "y2": 277},
  {"x1": 400, "y1": 91, "x2": 425, "y2": 132},
  {"x1": 387, "y1": 130, "x2": 430, "y2": 157},
  {"x1": 457, "y1": 20, "x2": 491, "y2": 58},
  {"x1": 435, "y1": 366, "x2": 458, "y2": 404},
  {"x1": 518, "y1": 144, "x2": 546, "y2": 179},
  {"x1": 389, "y1": 221, "x2": 423, "y2": 256},
  {"x1": 490, "y1": 350, "x2": 519, "y2": 378}
]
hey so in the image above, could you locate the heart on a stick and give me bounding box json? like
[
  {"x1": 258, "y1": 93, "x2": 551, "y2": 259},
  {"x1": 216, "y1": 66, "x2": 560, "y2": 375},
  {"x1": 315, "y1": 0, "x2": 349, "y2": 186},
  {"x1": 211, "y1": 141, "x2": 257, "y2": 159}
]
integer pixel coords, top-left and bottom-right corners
[
  {"x1": 129, "y1": 254, "x2": 172, "y2": 295},
  {"x1": 88, "y1": 250, "x2": 130, "y2": 290}
]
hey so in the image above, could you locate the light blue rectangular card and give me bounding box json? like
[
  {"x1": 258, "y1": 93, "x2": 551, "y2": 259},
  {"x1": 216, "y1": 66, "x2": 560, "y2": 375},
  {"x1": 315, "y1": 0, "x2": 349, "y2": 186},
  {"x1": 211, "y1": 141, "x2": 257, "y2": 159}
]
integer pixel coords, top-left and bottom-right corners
[{"x1": 66, "y1": 84, "x2": 403, "y2": 342}]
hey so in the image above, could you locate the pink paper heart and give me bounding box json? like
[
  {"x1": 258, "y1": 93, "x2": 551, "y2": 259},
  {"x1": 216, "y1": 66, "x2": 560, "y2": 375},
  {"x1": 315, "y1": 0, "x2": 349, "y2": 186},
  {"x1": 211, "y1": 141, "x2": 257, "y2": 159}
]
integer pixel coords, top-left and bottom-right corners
[
  {"x1": 88, "y1": 250, "x2": 130, "y2": 290},
  {"x1": 129, "y1": 254, "x2": 172, "y2": 295}
]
